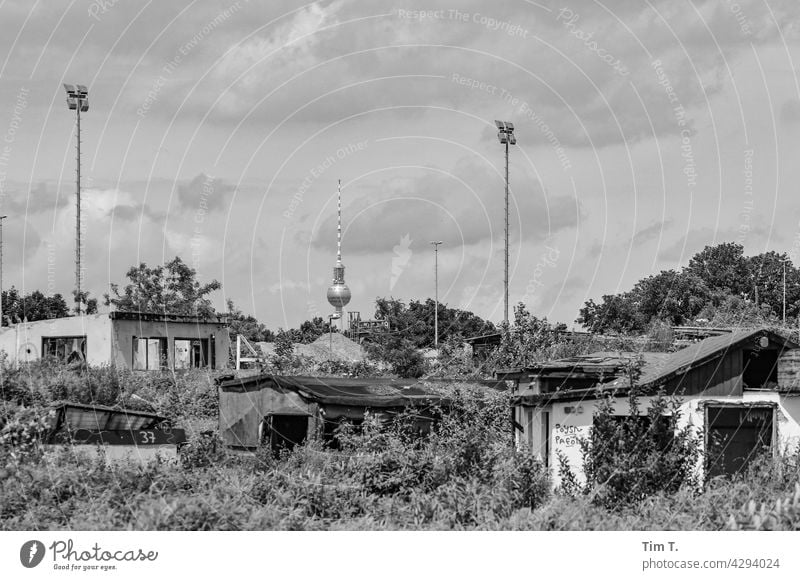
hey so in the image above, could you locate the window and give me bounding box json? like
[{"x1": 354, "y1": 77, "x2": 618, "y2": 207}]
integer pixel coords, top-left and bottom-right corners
[
  {"x1": 42, "y1": 336, "x2": 87, "y2": 363},
  {"x1": 742, "y1": 349, "x2": 779, "y2": 388},
  {"x1": 174, "y1": 338, "x2": 210, "y2": 369},
  {"x1": 133, "y1": 337, "x2": 167, "y2": 370}
]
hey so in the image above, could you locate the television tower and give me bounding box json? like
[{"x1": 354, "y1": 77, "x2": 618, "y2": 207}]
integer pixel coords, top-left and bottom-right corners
[{"x1": 326, "y1": 180, "x2": 351, "y2": 330}]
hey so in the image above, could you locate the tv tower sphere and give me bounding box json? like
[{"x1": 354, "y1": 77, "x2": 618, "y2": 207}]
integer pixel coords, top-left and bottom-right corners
[
  {"x1": 326, "y1": 180, "x2": 351, "y2": 312},
  {"x1": 327, "y1": 261, "x2": 352, "y2": 309}
]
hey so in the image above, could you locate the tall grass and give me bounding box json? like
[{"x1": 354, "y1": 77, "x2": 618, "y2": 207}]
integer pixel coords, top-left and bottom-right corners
[{"x1": 2, "y1": 360, "x2": 800, "y2": 530}]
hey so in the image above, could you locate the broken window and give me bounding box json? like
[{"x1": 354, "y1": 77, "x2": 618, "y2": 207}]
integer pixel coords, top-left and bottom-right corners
[
  {"x1": 174, "y1": 338, "x2": 209, "y2": 369},
  {"x1": 742, "y1": 349, "x2": 779, "y2": 388},
  {"x1": 42, "y1": 336, "x2": 87, "y2": 363},
  {"x1": 132, "y1": 337, "x2": 167, "y2": 370},
  {"x1": 706, "y1": 405, "x2": 774, "y2": 478},
  {"x1": 261, "y1": 414, "x2": 309, "y2": 454}
]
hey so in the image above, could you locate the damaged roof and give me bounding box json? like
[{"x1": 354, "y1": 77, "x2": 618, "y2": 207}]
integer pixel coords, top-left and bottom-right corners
[
  {"x1": 218, "y1": 374, "x2": 446, "y2": 408},
  {"x1": 510, "y1": 328, "x2": 798, "y2": 405},
  {"x1": 49, "y1": 401, "x2": 170, "y2": 431}
]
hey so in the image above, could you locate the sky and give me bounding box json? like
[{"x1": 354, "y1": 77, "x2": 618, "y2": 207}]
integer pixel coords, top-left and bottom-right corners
[{"x1": 0, "y1": 0, "x2": 799, "y2": 330}]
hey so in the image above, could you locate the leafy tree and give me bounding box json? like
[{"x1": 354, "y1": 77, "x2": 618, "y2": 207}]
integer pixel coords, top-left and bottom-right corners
[
  {"x1": 363, "y1": 335, "x2": 426, "y2": 378},
  {"x1": 578, "y1": 242, "x2": 800, "y2": 333},
  {"x1": 294, "y1": 316, "x2": 336, "y2": 344},
  {"x1": 272, "y1": 329, "x2": 295, "y2": 372},
  {"x1": 72, "y1": 290, "x2": 99, "y2": 315},
  {"x1": 686, "y1": 242, "x2": 751, "y2": 298},
  {"x1": 488, "y1": 303, "x2": 562, "y2": 369},
  {"x1": 372, "y1": 296, "x2": 494, "y2": 349},
  {"x1": 226, "y1": 299, "x2": 274, "y2": 342},
  {"x1": 1, "y1": 287, "x2": 70, "y2": 325},
  {"x1": 105, "y1": 256, "x2": 221, "y2": 316},
  {"x1": 577, "y1": 294, "x2": 641, "y2": 334}
]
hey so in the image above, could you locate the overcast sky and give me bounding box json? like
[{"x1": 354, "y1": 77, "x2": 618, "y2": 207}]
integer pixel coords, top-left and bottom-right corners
[{"x1": 0, "y1": 0, "x2": 799, "y2": 329}]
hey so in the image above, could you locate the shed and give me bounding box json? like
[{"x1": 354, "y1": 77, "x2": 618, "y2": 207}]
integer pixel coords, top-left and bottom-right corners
[
  {"x1": 503, "y1": 328, "x2": 800, "y2": 484},
  {"x1": 44, "y1": 402, "x2": 187, "y2": 463},
  {"x1": 218, "y1": 374, "x2": 447, "y2": 451}
]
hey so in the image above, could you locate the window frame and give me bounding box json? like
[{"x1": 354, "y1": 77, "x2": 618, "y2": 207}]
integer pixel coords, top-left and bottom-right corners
[
  {"x1": 173, "y1": 337, "x2": 211, "y2": 369},
  {"x1": 132, "y1": 336, "x2": 168, "y2": 371},
  {"x1": 42, "y1": 335, "x2": 87, "y2": 363}
]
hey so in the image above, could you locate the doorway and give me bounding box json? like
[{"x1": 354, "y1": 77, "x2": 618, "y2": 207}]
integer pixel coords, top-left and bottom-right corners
[{"x1": 705, "y1": 404, "x2": 774, "y2": 478}]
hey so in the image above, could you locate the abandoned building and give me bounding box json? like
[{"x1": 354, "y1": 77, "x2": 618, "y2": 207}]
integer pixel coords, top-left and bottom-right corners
[
  {"x1": 218, "y1": 374, "x2": 447, "y2": 452},
  {"x1": 0, "y1": 311, "x2": 230, "y2": 370},
  {"x1": 500, "y1": 328, "x2": 800, "y2": 485}
]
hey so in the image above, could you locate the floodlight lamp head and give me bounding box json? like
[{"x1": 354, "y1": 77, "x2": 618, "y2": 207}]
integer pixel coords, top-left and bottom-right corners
[
  {"x1": 497, "y1": 132, "x2": 508, "y2": 144},
  {"x1": 494, "y1": 120, "x2": 504, "y2": 130},
  {"x1": 507, "y1": 133, "x2": 516, "y2": 145},
  {"x1": 80, "y1": 100, "x2": 89, "y2": 112}
]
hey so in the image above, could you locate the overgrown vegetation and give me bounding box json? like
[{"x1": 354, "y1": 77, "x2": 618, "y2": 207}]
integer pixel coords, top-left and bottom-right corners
[
  {"x1": 578, "y1": 242, "x2": 797, "y2": 333},
  {"x1": 2, "y1": 359, "x2": 800, "y2": 530}
]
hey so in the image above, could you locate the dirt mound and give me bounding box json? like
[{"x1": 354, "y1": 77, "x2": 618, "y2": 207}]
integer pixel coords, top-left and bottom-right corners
[
  {"x1": 256, "y1": 332, "x2": 364, "y2": 363},
  {"x1": 309, "y1": 332, "x2": 364, "y2": 362}
]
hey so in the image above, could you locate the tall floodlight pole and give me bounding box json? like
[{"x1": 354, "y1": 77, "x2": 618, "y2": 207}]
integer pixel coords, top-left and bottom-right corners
[
  {"x1": 0, "y1": 215, "x2": 6, "y2": 327},
  {"x1": 782, "y1": 258, "x2": 788, "y2": 325},
  {"x1": 430, "y1": 241, "x2": 443, "y2": 349},
  {"x1": 64, "y1": 84, "x2": 89, "y2": 315},
  {"x1": 495, "y1": 120, "x2": 516, "y2": 325}
]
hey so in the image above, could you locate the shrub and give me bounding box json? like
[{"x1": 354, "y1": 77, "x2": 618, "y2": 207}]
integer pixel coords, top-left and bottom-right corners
[{"x1": 560, "y1": 386, "x2": 700, "y2": 508}]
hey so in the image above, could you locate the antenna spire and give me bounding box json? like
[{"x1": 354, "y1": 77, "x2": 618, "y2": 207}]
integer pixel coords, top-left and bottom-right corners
[{"x1": 337, "y1": 179, "x2": 342, "y2": 262}]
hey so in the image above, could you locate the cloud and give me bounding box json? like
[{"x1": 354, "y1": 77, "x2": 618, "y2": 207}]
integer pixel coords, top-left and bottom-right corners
[
  {"x1": 780, "y1": 99, "x2": 800, "y2": 124},
  {"x1": 309, "y1": 159, "x2": 581, "y2": 255},
  {"x1": 176, "y1": 174, "x2": 235, "y2": 213},
  {"x1": 631, "y1": 219, "x2": 673, "y2": 246}
]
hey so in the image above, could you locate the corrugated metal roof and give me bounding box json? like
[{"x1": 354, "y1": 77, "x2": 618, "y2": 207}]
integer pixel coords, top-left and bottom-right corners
[
  {"x1": 49, "y1": 401, "x2": 168, "y2": 431},
  {"x1": 607, "y1": 328, "x2": 794, "y2": 389},
  {"x1": 510, "y1": 328, "x2": 798, "y2": 405}
]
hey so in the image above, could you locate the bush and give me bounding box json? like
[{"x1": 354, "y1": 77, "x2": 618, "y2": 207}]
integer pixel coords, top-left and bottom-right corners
[{"x1": 559, "y1": 382, "x2": 700, "y2": 507}]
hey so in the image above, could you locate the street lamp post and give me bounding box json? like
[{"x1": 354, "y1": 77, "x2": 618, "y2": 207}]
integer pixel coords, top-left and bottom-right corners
[
  {"x1": 495, "y1": 120, "x2": 516, "y2": 325},
  {"x1": 430, "y1": 241, "x2": 443, "y2": 349},
  {"x1": 64, "y1": 84, "x2": 89, "y2": 315},
  {"x1": 0, "y1": 216, "x2": 6, "y2": 327},
  {"x1": 329, "y1": 312, "x2": 340, "y2": 358}
]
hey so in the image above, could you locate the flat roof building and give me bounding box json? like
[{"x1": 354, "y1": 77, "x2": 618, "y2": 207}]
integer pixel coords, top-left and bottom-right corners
[{"x1": 0, "y1": 311, "x2": 230, "y2": 370}]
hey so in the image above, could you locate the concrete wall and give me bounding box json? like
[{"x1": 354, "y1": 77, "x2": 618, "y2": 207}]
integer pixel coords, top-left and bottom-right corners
[
  {"x1": 518, "y1": 391, "x2": 800, "y2": 488},
  {"x1": 0, "y1": 314, "x2": 112, "y2": 366},
  {"x1": 0, "y1": 315, "x2": 230, "y2": 370},
  {"x1": 110, "y1": 318, "x2": 230, "y2": 370}
]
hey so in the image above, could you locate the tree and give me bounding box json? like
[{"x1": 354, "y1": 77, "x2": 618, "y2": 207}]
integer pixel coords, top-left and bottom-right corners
[
  {"x1": 105, "y1": 256, "x2": 221, "y2": 316},
  {"x1": 488, "y1": 303, "x2": 562, "y2": 369},
  {"x1": 295, "y1": 317, "x2": 336, "y2": 344},
  {"x1": 372, "y1": 297, "x2": 494, "y2": 349},
  {"x1": 72, "y1": 290, "x2": 98, "y2": 315},
  {"x1": 226, "y1": 299, "x2": 274, "y2": 342},
  {"x1": 272, "y1": 329, "x2": 295, "y2": 372},
  {"x1": 577, "y1": 242, "x2": 800, "y2": 333},
  {"x1": 1, "y1": 287, "x2": 70, "y2": 325},
  {"x1": 686, "y1": 242, "x2": 751, "y2": 298}
]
